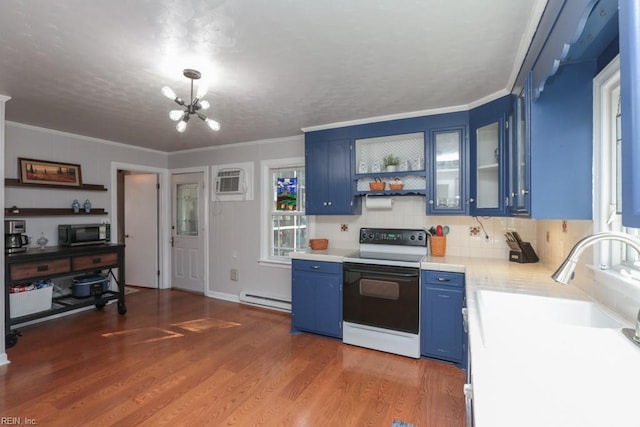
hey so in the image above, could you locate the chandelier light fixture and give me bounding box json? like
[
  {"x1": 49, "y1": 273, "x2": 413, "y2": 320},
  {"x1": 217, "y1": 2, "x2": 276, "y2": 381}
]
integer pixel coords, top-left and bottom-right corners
[{"x1": 161, "y1": 69, "x2": 220, "y2": 133}]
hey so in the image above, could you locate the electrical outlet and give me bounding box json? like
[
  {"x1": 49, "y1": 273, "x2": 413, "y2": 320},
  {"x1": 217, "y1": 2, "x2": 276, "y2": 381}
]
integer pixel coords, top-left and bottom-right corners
[{"x1": 230, "y1": 269, "x2": 239, "y2": 281}]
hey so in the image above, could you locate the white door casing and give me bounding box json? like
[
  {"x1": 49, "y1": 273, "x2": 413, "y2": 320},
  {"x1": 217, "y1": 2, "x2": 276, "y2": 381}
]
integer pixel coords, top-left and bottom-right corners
[
  {"x1": 110, "y1": 162, "x2": 170, "y2": 290},
  {"x1": 171, "y1": 172, "x2": 206, "y2": 293},
  {"x1": 124, "y1": 173, "x2": 158, "y2": 288}
]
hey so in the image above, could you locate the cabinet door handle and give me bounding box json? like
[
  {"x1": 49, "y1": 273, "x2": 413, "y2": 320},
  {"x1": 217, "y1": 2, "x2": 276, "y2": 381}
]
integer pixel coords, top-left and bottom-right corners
[
  {"x1": 327, "y1": 201, "x2": 332, "y2": 206},
  {"x1": 92, "y1": 257, "x2": 102, "y2": 264},
  {"x1": 436, "y1": 277, "x2": 451, "y2": 282},
  {"x1": 428, "y1": 199, "x2": 434, "y2": 205},
  {"x1": 521, "y1": 188, "x2": 529, "y2": 195},
  {"x1": 310, "y1": 265, "x2": 320, "y2": 270},
  {"x1": 462, "y1": 308, "x2": 468, "y2": 333},
  {"x1": 37, "y1": 265, "x2": 49, "y2": 272},
  {"x1": 438, "y1": 294, "x2": 451, "y2": 298},
  {"x1": 464, "y1": 383, "x2": 473, "y2": 427}
]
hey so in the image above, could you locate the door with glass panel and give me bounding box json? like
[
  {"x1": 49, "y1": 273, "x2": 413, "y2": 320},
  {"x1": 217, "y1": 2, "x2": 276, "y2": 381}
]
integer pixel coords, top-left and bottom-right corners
[{"x1": 171, "y1": 172, "x2": 205, "y2": 293}]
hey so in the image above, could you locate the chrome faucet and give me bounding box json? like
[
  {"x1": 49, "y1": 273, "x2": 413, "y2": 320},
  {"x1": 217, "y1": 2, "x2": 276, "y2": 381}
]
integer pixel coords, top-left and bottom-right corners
[{"x1": 552, "y1": 231, "x2": 640, "y2": 346}]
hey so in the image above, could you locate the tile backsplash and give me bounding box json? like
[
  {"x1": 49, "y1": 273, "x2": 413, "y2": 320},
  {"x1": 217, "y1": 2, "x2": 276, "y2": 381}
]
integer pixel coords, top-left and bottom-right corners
[
  {"x1": 311, "y1": 196, "x2": 538, "y2": 259},
  {"x1": 536, "y1": 219, "x2": 640, "y2": 324},
  {"x1": 312, "y1": 197, "x2": 639, "y2": 323}
]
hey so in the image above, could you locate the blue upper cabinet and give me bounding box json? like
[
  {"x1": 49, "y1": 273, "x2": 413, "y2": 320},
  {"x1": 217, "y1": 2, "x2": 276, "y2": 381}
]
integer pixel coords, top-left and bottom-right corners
[
  {"x1": 426, "y1": 112, "x2": 470, "y2": 215},
  {"x1": 530, "y1": 60, "x2": 596, "y2": 219},
  {"x1": 305, "y1": 136, "x2": 360, "y2": 215},
  {"x1": 620, "y1": 0, "x2": 640, "y2": 227},
  {"x1": 514, "y1": 0, "x2": 619, "y2": 220},
  {"x1": 469, "y1": 95, "x2": 511, "y2": 217}
]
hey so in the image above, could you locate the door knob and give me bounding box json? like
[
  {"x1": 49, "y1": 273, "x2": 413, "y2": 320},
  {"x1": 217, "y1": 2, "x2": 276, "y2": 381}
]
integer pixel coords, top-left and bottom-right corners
[{"x1": 124, "y1": 233, "x2": 130, "y2": 238}]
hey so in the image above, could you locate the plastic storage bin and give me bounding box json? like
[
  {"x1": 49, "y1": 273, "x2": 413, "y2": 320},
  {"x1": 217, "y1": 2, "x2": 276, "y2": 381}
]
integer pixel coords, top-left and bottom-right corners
[{"x1": 10, "y1": 286, "x2": 53, "y2": 318}]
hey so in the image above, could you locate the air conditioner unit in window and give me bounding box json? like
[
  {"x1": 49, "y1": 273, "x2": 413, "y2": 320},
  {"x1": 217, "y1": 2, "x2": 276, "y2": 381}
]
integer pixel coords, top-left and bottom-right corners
[{"x1": 215, "y1": 168, "x2": 246, "y2": 194}]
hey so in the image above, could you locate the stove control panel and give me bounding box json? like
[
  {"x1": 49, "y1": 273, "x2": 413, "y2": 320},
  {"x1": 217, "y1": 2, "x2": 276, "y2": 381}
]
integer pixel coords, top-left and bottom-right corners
[{"x1": 359, "y1": 228, "x2": 428, "y2": 246}]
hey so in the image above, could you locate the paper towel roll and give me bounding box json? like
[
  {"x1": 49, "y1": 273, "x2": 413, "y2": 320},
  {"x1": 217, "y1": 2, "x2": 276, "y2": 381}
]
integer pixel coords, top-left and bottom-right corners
[{"x1": 365, "y1": 196, "x2": 393, "y2": 210}]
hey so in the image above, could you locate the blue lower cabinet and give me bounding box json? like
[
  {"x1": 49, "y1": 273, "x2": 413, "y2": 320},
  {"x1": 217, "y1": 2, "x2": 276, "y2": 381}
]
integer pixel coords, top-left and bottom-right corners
[
  {"x1": 421, "y1": 270, "x2": 467, "y2": 367},
  {"x1": 291, "y1": 260, "x2": 342, "y2": 338}
]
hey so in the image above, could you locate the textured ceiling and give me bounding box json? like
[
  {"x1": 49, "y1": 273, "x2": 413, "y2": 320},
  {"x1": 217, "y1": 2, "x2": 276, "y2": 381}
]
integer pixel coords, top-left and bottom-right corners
[{"x1": 0, "y1": 0, "x2": 545, "y2": 152}]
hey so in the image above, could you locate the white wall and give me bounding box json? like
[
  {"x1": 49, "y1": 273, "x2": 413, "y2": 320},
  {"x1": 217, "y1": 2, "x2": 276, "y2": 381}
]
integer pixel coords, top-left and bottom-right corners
[
  {"x1": 169, "y1": 136, "x2": 304, "y2": 301},
  {"x1": 4, "y1": 123, "x2": 168, "y2": 245}
]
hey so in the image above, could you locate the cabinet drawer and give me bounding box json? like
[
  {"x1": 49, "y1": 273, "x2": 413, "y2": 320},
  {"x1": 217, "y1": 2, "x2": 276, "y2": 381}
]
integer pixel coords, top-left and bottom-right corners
[
  {"x1": 72, "y1": 252, "x2": 118, "y2": 270},
  {"x1": 10, "y1": 258, "x2": 71, "y2": 281},
  {"x1": 422, "y1": 270, "x2": 465, "y2": 288},
  {"x1": 292, "y1": 259, "x2": 342, "y2": 275}
]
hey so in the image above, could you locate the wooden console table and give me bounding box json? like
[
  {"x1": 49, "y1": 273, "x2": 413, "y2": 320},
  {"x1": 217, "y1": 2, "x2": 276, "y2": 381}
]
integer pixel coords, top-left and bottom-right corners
[{"x1": 4, "y1": 244, "x2": 126, "y2": 348}]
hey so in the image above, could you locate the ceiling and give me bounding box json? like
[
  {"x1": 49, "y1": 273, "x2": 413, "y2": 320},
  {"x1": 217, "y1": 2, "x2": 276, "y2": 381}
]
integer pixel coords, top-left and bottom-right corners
[{"x1": 0, "y1": 0, "x2": 545, "y2": 153}]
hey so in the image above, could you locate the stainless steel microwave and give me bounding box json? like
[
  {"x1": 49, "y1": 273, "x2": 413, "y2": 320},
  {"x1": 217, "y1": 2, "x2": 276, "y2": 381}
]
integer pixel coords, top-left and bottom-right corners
[{"x1": 58, "y1": 223, "x2": 110, "y2": 246}]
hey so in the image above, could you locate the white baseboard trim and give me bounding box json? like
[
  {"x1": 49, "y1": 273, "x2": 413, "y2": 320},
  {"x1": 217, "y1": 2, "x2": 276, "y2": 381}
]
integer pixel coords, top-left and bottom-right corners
[
  {"x1": 207, "y1": 291, "x2": 240, "y2": 303},
  {"x1": 207, "y1": 290, "x2": 291, "y2": 313},
  {"x1": 0, "y1": 352, "x2": 10, "y2": 366}
]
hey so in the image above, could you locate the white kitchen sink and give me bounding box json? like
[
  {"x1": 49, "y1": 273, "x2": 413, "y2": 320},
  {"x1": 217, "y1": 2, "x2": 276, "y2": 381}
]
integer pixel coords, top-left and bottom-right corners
[{"x1": 476, "y1": 290, "x2": 622, "y2": 330}]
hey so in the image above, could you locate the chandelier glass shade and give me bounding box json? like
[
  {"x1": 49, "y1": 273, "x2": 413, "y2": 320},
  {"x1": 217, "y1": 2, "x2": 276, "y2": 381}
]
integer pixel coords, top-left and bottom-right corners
[{"x1": 162, "y1": 69, "x2": 220, "y2": 133}]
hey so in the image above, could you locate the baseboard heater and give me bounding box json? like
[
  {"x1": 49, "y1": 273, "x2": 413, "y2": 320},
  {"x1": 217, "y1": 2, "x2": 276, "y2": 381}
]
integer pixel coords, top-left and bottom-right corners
[{"x1": 239, "y1": 291, "x2": 291, "y2": 312}]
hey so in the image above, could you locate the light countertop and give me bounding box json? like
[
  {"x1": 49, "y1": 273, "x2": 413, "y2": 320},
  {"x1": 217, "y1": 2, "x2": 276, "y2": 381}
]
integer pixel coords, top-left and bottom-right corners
[
  {"x1": 289, "y1": 251, "x2": 640, "y2": 426},
  {"x1": 461, "y1": 259, "x2": 639, "y2": 427},
  {"x1": 290, "y1": 248, "x2": 356, "y2": 263}
]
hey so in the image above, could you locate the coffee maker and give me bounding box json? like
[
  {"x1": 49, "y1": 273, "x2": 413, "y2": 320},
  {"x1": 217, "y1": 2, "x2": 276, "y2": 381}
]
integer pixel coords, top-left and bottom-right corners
[{"x1": 5, "y1": 220, "x2": 29, "y2": 254}]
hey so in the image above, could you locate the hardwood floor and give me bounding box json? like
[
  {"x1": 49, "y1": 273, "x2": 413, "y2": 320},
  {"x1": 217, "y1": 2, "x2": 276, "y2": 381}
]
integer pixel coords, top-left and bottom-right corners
[{"x1": 1, "y1": 289, "x2": 466, "y2": 426}]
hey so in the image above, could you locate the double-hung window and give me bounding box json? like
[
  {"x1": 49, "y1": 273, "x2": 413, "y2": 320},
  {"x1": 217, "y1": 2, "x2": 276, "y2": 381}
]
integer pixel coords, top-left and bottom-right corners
[
  {"x1": 260, "y1": 158, "x2": 307, "y2": 263},
  {"x1": 594, "y1": 56, "x2": 640, "y2": 272}
]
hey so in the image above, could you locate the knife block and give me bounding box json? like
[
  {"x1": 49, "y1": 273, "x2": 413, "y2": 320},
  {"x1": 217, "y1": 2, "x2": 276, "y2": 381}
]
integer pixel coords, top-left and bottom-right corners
[{"x1": 509, "y1": 241, "x2": 539, "y2": 263}]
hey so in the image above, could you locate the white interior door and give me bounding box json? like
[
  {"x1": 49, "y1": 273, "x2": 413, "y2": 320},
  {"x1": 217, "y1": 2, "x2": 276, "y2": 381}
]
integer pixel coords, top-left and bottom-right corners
[
  {"x1": 171, "y1": 172, "x2": 205, "y2": 293},
  {"x1": 124, "y1": 173, "x2": 158, "y2": 288}
]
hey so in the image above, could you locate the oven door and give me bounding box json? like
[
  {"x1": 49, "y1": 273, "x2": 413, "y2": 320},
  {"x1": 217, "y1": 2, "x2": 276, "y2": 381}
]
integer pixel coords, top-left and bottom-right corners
[{"x1": 343, "y1": 262, "x2": 419, "y2": 334}]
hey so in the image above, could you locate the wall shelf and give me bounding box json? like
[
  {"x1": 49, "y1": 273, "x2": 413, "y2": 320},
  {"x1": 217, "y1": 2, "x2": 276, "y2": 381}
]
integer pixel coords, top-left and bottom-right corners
[
  {"x1": 354, "y1": 170, "x2": 426, "y2": 179},
  {"x1": 4, "y1": 208, "x2": 108, "y2": 217},
  {"x1": 4, "y1": 178, "x2": 107, "y2": 191},
  {"x1": 355, "y1": 190, "x2": 426, "y2": 197}
]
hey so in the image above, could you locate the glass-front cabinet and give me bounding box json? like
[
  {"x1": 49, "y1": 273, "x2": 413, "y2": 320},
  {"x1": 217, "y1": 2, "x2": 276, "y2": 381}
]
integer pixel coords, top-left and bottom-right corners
[
  {"x1": 475, "y1": 122, "x2": 500, "y2": 208},
  {"x1": 469, "y1": 95, "x2": 510, "y2": 216},
  {"x1": 428, "y1": 126, "x2": 466, "y2": 215},
  {"x1": 510, "y1": 75, "x2": 532, "y2": 216}
]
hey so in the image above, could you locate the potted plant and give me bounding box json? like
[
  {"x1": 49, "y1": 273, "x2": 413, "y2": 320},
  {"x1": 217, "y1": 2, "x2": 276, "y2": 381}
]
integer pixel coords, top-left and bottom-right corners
[{"x1": 383, "y1": 154, "x2": 400, "y2": 172}]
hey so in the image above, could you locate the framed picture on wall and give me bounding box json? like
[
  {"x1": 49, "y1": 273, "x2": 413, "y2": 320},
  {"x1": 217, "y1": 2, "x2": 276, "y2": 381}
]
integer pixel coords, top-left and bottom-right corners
[{"x1": 18, "y1": 158, "x2": 82, "y2": 187}]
